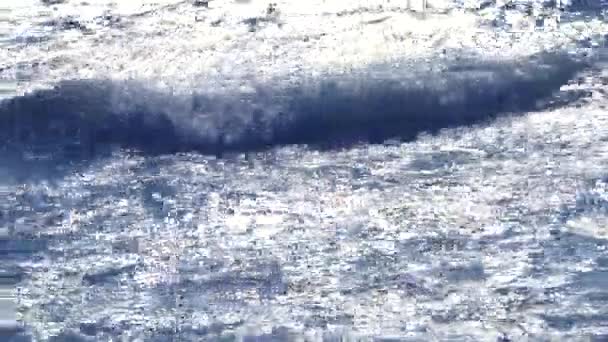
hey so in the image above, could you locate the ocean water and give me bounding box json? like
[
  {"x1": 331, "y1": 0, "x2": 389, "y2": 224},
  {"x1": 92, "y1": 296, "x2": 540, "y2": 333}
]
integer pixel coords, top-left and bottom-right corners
[{"x1": 1, "y1": 1, "x2": 608, "y2": 341}]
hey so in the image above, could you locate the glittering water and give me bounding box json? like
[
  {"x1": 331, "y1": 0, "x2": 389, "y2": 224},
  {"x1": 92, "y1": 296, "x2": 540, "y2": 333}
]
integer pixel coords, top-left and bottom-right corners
[{"x1": 1, "y1": 0, "x2": 608, "y2": 341}]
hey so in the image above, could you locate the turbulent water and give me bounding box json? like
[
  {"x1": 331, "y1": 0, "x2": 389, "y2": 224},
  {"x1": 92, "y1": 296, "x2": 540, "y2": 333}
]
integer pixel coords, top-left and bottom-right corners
[{"x1": 1, "y1": 0, "x2": 608, "y2": 341}]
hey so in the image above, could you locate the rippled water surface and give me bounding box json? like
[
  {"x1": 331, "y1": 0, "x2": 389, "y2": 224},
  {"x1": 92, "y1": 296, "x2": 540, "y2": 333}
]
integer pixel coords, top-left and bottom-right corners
[{"x1": 1, "y1": 0, "x2": 608, "y2": 341}]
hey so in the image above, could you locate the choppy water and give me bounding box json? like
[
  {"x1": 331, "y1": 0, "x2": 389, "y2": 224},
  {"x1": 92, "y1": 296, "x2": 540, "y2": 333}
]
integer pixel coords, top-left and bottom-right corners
[{"x1": 1, "y1": 0, "x2": 608, "y2": 341}]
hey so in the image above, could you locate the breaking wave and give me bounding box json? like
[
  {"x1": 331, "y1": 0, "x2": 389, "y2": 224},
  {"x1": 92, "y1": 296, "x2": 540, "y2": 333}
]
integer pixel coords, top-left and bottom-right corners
[{"x1": 0, "y1": 51, "x2": 588, "y2": 157}]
